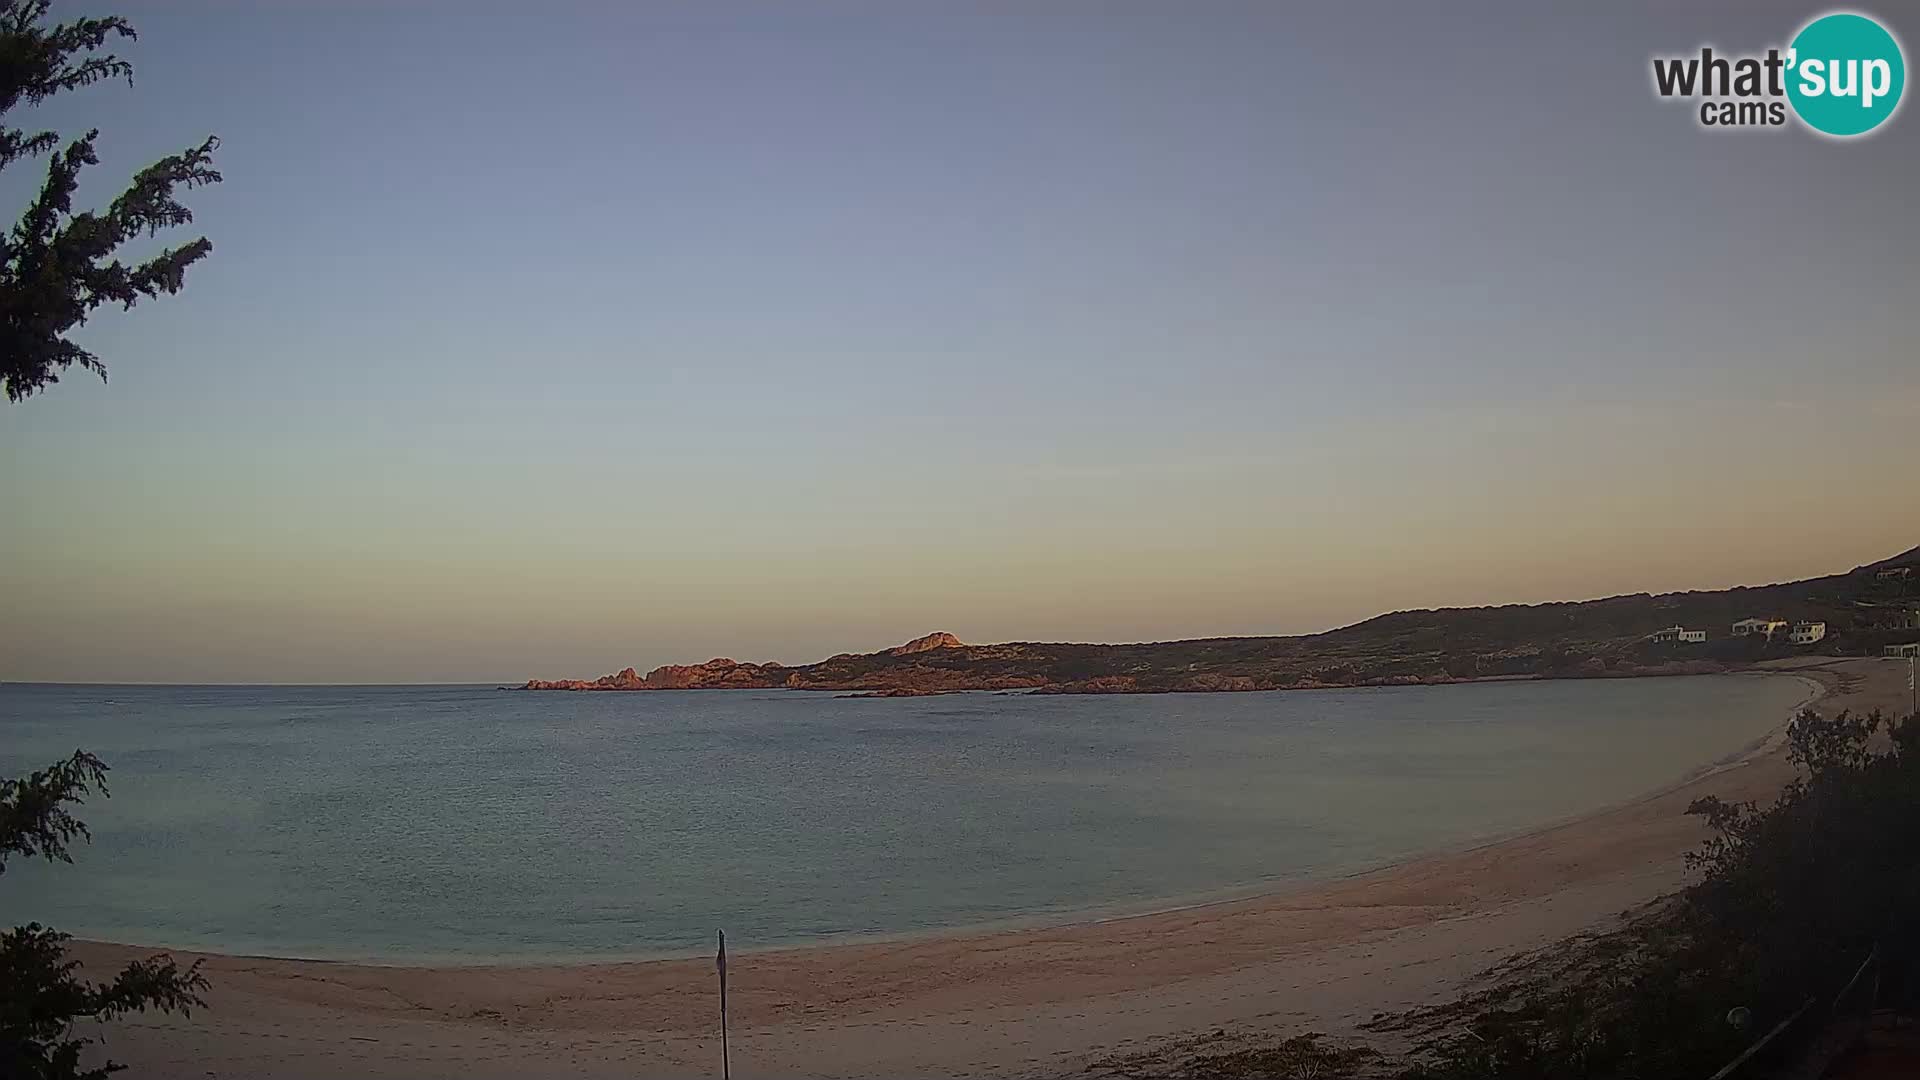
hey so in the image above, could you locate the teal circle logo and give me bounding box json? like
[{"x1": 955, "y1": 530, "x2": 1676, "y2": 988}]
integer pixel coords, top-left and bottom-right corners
[{"x1": 1787, "y1": 12, "x2": 1906, "y2": 137}]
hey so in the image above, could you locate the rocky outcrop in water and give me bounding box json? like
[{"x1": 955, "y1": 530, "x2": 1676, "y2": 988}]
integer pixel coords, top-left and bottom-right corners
[
  {"x1": 835, "y1": 687, "x2": 957, "y2": 698},
  {"x1": 521, "y1": 657, "x2": 788, "y2": 691}
]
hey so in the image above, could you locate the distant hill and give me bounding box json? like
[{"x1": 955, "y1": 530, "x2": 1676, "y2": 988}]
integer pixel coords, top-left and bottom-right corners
[{"x1": 520, "y1": 546, "x2": 1920, "y2": 694}]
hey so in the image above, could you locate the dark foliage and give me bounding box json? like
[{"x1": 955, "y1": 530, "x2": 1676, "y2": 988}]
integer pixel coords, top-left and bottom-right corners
[
  {"x1": 4, "y1": 5, "x2": 216, "y2": 1072},
  {"x1": 1, "y1": 924, "x2": 207, "y2": 1080},
  {"x1": 1385, "y1": 707, "x2": 1919, "y2": 1079},
  {"x1": 0, "y1": 0, "x2": 220, "y2": 402},
  {"x1": 0, "y1": 750, "x2": 107, "y2": 872},
  {"x1": 1, "y1": 751, "x2": 209, "y2": 1079}
]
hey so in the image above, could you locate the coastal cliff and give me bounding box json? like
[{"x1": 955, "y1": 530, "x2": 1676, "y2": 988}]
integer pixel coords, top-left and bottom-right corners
[{"x1": 518, "y1": 546, "x2": 1918, "y2": 695}]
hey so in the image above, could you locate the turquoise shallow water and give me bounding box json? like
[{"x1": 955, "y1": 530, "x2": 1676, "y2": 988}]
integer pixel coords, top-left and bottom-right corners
[{"x1": 0, "y1": 675, "x2": 1809, "y2": 963}]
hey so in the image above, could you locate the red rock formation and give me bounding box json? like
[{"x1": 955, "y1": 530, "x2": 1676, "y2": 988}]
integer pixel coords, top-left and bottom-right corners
[
  {"x1": 521, "y1": 657, "x2": 786, "y2": 691},
  {"x1": 887, "y1": 631, "x2": 965, "y2": 656}
]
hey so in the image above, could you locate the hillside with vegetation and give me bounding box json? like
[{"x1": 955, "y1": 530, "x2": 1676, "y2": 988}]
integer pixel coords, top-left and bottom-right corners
[{"x1": 520, "y1": 546, "x2": 1920, "y2": 694}]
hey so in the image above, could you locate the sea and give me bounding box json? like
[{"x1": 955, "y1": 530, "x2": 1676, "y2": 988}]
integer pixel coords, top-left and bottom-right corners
[{"x1": 0, "y1": 674, "x2": 1812, "y2": 964}]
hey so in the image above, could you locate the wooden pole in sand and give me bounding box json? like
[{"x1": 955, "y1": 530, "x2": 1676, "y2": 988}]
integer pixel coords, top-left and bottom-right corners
[{"x1": 717, "y1": 929, "x2": 730, "y2": 1080}]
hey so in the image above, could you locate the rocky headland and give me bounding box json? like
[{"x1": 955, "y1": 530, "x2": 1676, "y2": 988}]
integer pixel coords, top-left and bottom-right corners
[{"x1": 516, "y1": 546, "x2": 1918, "y2": 696}]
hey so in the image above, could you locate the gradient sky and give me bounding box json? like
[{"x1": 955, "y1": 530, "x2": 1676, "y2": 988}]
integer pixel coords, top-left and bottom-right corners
[{"x1": 3, "y1": 2, "x2": 1917, "y2": 683}]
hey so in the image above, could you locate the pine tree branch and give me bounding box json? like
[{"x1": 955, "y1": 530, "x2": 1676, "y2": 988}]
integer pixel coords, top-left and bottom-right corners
[
  {"x1": 2, "y1": 135, "x2": 219, "y2": 399},
  {"x1": 0, "y1": 1, "x2": 134, "y2": 117},
  {"x1": 0, "y1": 751, "x2": 108, "y2": 873}
]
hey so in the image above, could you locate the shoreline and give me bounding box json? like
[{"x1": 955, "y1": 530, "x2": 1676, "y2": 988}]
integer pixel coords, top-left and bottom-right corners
[
  {"x1": 511, "y1": 656, "x2": 1796, "y2": 695},
  {"x1": 69, "y1": 670, "x2": 1814, "y2": 970},
  {"x1": 71, "y1": 658, "x2": 1906, "y2": 1079}
]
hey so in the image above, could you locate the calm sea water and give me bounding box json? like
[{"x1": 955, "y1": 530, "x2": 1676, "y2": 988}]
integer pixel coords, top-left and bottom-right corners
[{"x1": 0, "y1": 675, "x2": 1809, "y2": 963}]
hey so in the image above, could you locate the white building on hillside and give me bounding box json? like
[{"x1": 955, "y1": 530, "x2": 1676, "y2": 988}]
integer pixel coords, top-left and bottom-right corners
[
  {"x1": 1648, "y1": 626, "x2": 1684, "y2": 643},
  {"x1": 1679, "y1": 629, "x2": 1708, "y2": 643},
  {"x1": 1732, "y1": 618, "x2": 1789, "y2": 638},
  {"x1": 1787, "y1": 621, "x2": 1827, "y2": 645}
]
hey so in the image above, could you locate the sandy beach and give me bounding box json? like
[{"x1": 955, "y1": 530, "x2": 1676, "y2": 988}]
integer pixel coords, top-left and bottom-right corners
[{"x1": 70, "y1": 657, "x2": 1913, "y2": 1079}]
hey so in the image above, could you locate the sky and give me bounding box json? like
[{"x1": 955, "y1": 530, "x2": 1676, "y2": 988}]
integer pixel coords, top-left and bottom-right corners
[{"x1": 3, "y1": 2, "x2": 1917, "y2": 683}]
